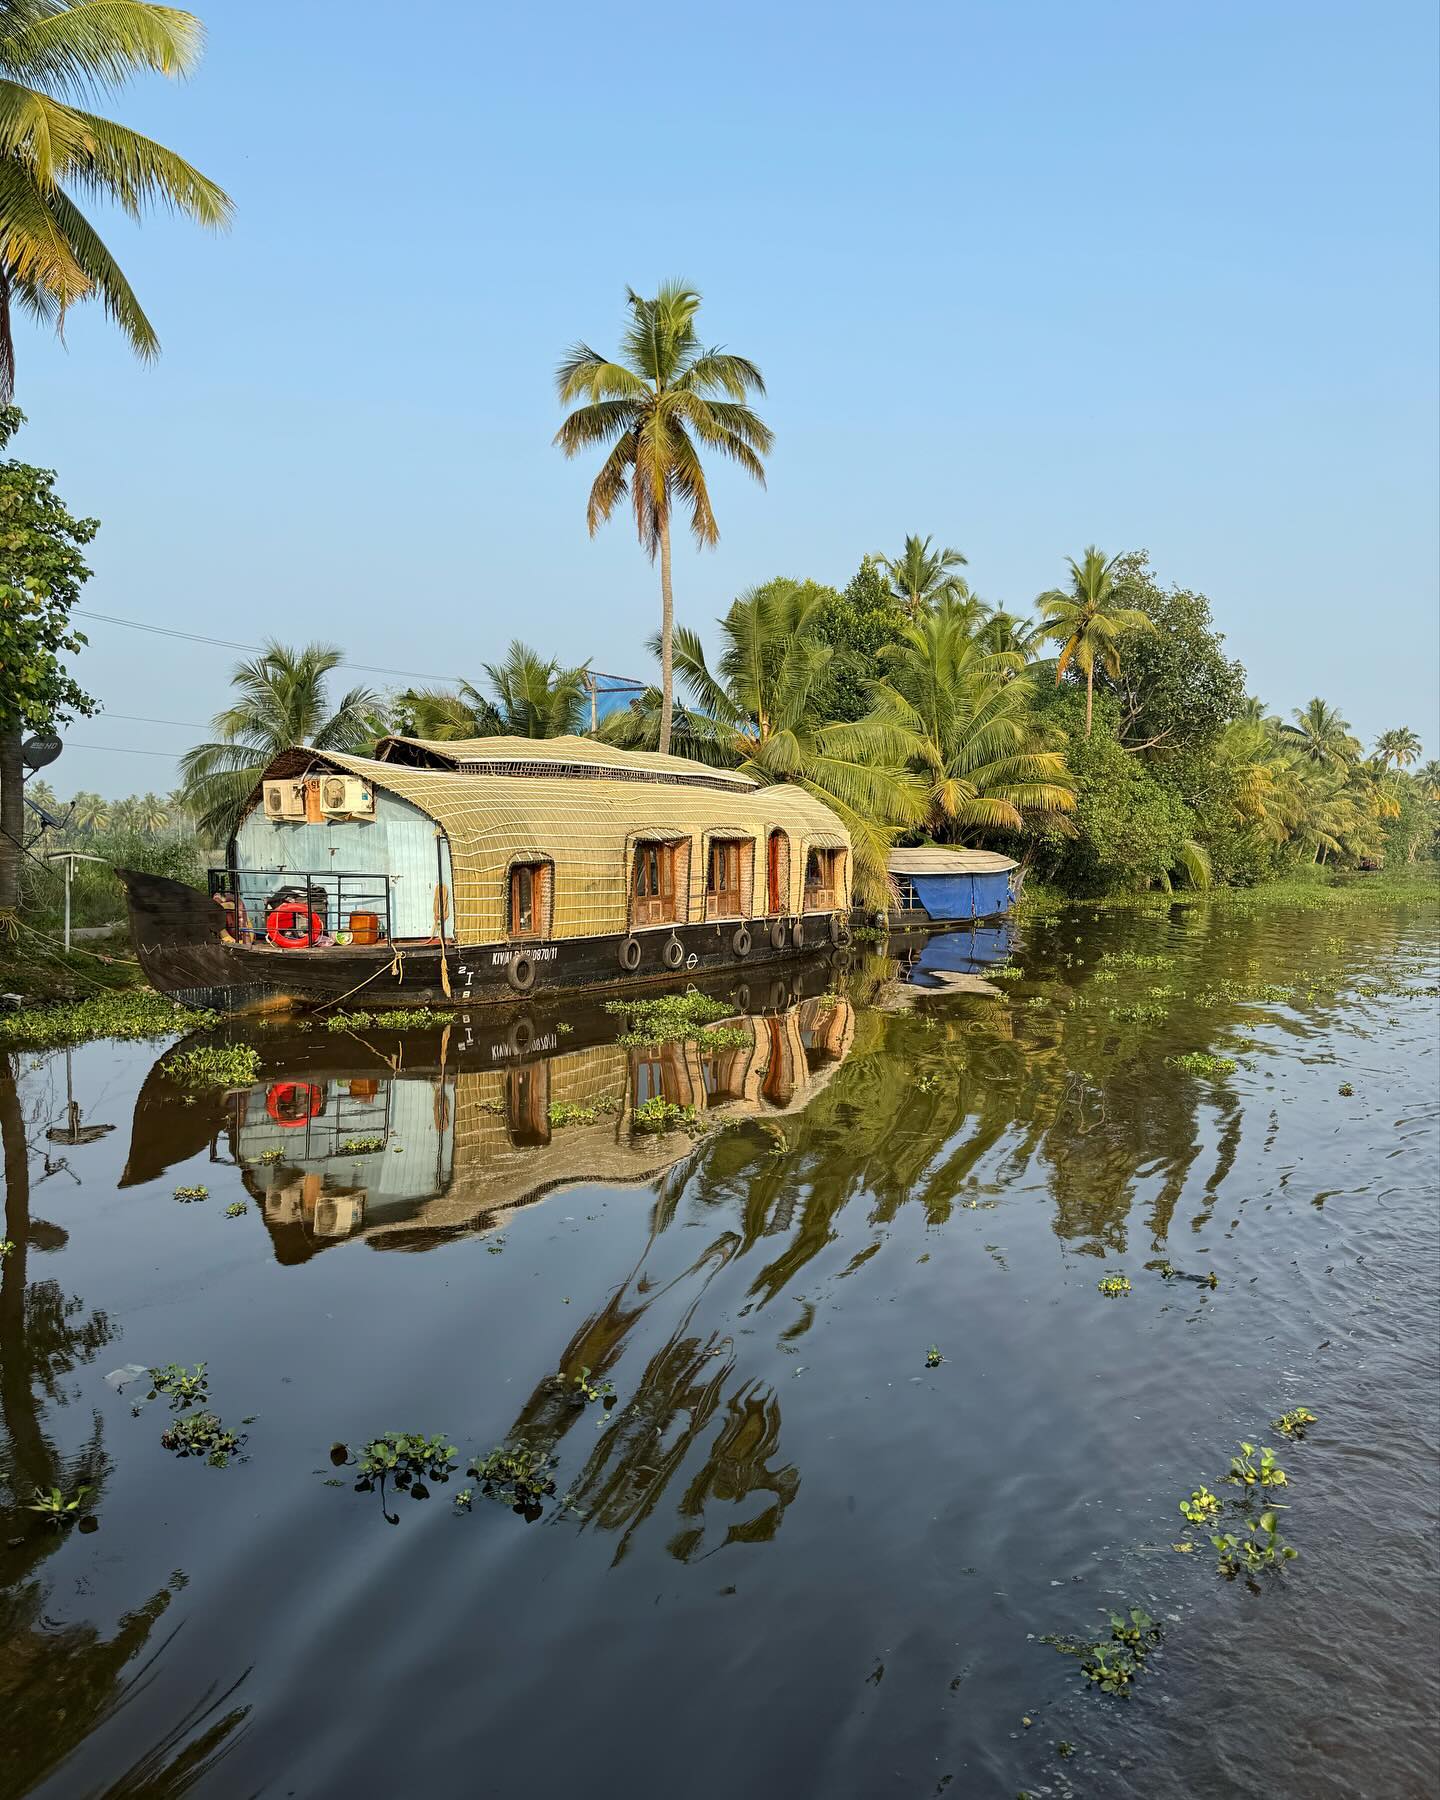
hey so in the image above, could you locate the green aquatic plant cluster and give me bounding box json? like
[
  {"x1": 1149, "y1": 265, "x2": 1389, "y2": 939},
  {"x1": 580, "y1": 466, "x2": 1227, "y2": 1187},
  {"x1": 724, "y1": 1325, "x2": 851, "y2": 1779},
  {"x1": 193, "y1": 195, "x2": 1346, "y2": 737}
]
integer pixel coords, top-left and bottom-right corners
[
  {"x1": 924, "y1": 1345, "x2": 943, "y2": 1368},
  {"x1": 0, "y1": 991, "x2": 219, "y2": 1048},
  {"x1": 1179, "y1": 1485, "x2": 1222, "y2": 1525},
  {"x1": 605, "y1": 989, "x2": 746, "y2": 1050},
  {"x1": 225, "y1": 1201, "x2": 248, "y2": 1218},
  {"x1": 631, "y1": 1097, "x2": 699, "y2": 1135},
  {"x1": 1211, "y1": 1509, "x2": 1297, "y2": 1577},
  {"x1": 1098, "y1": 950, "x2": 1175, "y2": 971},
  {"x1": 173, "y1": 1184, "x2": 208, "y2": 1202},
  {"x1": 467, "y1": 1441, "x2": 559, "y2": 1520},
  {"x1": 353, "y1": 1432, "x2": 459, "y2": 1502},
  {"x1": 1108, "y1": 1001, "x2": 1168, "y2": 1023},
  {"x1": 1097, "y1": 1274, "x2": 1131, "y2": 1297},
  {"x1": 547, "y1": 1095, "x2": 622, "y2": 1128},
  {"x1": 1041, "y1": 1608, "x2": 1162, "y2": 1697},
  {"x1": 550, "y1": 1366, "x2": 617, "y2": 1408},
  {"x1": 162, "y1": 1043, "x2": 261, "y2": 1088},
  {"x1": 989, "y1": 964, "x2": 1026, "y2": 981},
  {"x1": 160, "y1": 1411, "x2": 244, "y2": 1468},
  {"x1": 337, "y1": 1135, "x2": 387, "y2": 1154},
  {"x1": 0, "y1": 1238, "x2": 13, "y2": 1260},
  {"x1": 321, "y1": 1007, "x2": 456, "y2": 1031},
  {"x1": 256, "y1": 1147, "x2": 284, "y2": 1164},
  {"x1": 147, "y1": 1363, "x2": 209, "y2": 1410},
  {"x1": 1272, "y1": 1407, "x2": 1317, "y2": 1439},
  {"x1": 1226, "y1": 1441, "x2": 1288, "y2": 1493},
  {"x1": 1337, "y1": 1082, "x2": 1354, "y2": 1097},
  {"x1": 26, "y1": 1483, "x2": 94, "y2": 1530},
  {"x1": 1167, "y1": 1051, "x2": 1239, "y2": 1075},
  {"x1": 850, "y1": 924, "x2": 887, "y2": 944}
]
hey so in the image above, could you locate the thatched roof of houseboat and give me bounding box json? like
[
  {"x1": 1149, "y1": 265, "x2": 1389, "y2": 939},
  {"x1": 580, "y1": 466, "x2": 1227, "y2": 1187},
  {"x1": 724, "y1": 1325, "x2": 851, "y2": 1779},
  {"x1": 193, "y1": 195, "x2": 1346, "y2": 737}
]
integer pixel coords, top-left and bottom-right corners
[
  {"x1": 888, "y1": 847, "x2": 1018, "y2": 875},
  {"x1": 255, "y1": 746, "x2": 849, "y2": 943},
  {"x1": 376, "y1": 733, "x2": 756, "y2": 792}
]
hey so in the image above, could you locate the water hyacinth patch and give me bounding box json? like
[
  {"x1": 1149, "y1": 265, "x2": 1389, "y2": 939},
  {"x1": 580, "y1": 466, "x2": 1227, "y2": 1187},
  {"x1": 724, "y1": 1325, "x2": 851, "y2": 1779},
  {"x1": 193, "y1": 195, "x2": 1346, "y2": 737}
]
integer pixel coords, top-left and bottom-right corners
[
  {"x1": 148, "y1": 1363, "x2": 209, "y2": 1410},
  {"x1": 550, "y1": 1366, "x2": 617, "y2": 1408},
  {"x1": 162, "y1": 1044, "x2": 261, "y2": 1088},
  {"x1": 631, "y1": 1097, "x2": 698, "y2": 1135},
  {"x1": 27, "y1": 1483, "x2": 92, "y2": 1529},
  {"x1": 225, "y1": 1201, "x2": 248, "y2": 1218},
  {"x1": 337, "y1": 1136, "x2": 386, "y2": 1154},
  {"x1": 547, "y1": 1096, "x2": 622, "y2": 1128},
  {"x1": 466, "y1": 1441, "x2": 559, "y2": 1520},
  {"x1": 173, "y1": 1184, "x2": 208, "y2": 1203},
  {"x1": 1226, "y1": 1442, "x2": 1287, "y2": 1493},
  {"x1": 1213, "y1": 1509, "x2": 1297, "y2": 1577},
  {"x1": 1097, "y1": 1274, "x2": 1131, "y2": 1298},
  {"x1": 352, "y1": 1432, "x2": 458, "y2": 1502},
  {"x1": 925, "y1": 1345, "x2": 943, "y2": 1368},
  {"x1": 1272, "y1": 1408, "x2": 1317, "y2": 1439},
  {"x1": 321, "y1": 1007, "x2": 456, "y2": 1031},
  {"x1": 1167, "y1": 1051, "x2": 1239, "y2": 1076},
  {"x1": 1041, "y1": 1608, "x2": 1163, "y2": 1697},
  {"x1": 160, "y1": 1411, "x2": 244, "y2": 1468},
  {"x1": 1179, "y1": 1485, "x2": 1222, "y2": 1525},
  {"x1": 0, "y1": 991, "x2": 220, "y2": 1048}
]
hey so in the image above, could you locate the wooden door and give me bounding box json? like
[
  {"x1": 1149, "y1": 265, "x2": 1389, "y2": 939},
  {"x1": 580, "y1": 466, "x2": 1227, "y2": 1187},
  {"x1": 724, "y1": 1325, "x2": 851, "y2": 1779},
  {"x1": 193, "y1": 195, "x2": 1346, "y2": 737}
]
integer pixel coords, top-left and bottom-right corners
[{"x1": 767, "y1": 832, "x2": 783, "y2": 913}]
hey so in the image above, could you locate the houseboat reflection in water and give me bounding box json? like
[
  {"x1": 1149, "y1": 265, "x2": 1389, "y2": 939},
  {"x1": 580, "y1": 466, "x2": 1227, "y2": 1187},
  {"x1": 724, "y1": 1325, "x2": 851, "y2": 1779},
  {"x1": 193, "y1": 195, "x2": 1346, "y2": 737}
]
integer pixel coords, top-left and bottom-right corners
[{"x1": 212, "y1": 996, "x2": 856, "y2": 1261}]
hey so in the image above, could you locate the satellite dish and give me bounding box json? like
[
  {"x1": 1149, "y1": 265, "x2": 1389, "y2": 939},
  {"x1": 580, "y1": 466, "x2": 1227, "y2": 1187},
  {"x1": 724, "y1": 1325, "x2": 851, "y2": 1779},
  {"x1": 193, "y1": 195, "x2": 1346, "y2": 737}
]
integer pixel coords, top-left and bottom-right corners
[{"x1": 21, "y1": 732, "x2": 62, "y2": 770}]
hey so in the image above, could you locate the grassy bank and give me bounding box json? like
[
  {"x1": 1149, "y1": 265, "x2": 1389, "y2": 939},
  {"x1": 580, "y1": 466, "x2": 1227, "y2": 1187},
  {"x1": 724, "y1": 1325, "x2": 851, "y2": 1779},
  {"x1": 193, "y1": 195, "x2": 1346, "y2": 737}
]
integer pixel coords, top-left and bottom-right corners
[
  {"x1": 0, "y1": 923, "x2": 148, "y2": 1006},
  {"x1": 1016, "y1": 863, "x2": 1440, "y2": 919}
]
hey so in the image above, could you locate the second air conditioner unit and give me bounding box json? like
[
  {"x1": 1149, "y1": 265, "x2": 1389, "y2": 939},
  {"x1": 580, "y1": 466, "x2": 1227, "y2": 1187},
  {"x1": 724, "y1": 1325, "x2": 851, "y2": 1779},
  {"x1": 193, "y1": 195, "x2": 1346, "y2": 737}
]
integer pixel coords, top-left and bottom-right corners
[
  {"x1": 319, "y1": 775, "x2": 375, "y2": 819},
  {"x1": 263, "y1": 779, "x2": 307, "y2": 821}
]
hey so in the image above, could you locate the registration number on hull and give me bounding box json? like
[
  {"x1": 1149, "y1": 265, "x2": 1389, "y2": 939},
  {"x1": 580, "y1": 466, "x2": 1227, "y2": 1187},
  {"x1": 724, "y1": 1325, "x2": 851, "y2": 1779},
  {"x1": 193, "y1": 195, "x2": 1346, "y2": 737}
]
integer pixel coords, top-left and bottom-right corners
[{"x1": 485, "y1": 946, "x2": 558, "y2": 967}]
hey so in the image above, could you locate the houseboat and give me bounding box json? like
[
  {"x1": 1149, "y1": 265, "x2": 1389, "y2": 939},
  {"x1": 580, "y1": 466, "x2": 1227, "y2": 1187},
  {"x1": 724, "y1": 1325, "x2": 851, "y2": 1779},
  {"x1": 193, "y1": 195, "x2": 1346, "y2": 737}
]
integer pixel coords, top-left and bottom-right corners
[
  {"x1": 883, "y1": 847, "x2": 1021, "y2": 927},
  {"x1": 119, "y1": 736, "x2": 854, "y2": 1011}
]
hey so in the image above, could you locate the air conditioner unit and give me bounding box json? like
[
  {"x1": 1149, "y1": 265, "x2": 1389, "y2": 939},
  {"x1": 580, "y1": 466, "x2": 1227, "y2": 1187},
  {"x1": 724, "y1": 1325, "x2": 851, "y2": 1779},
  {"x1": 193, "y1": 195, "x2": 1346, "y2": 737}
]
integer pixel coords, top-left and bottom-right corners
[
  {"x1": 263, "y1": 779, "x2": 307, "y2": 821},
  {"x1": 319, "y1": 776, "x2": 375, "y2": 818}
]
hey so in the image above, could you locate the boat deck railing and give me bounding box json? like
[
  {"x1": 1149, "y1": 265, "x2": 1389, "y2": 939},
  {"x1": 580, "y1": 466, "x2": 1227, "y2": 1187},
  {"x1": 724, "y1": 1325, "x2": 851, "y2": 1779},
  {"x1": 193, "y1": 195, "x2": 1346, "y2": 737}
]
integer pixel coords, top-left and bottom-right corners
[{"x1": 209, "y1": 867, "x2": 393, "y2": 946}]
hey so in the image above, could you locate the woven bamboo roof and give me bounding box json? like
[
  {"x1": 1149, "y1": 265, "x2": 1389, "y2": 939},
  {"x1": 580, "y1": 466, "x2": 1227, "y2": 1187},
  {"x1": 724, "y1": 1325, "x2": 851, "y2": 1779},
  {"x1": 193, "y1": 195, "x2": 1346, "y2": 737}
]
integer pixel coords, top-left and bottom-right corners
[
  {"x1": 888, "y1": 847, "x2": 1018, "y2": 876},
  {"x1": 258, "y1": 748, "x2": 850, "y2": 942},
  {"x1": 375, "y1": 734, "x2": 756, "y2": 791}
]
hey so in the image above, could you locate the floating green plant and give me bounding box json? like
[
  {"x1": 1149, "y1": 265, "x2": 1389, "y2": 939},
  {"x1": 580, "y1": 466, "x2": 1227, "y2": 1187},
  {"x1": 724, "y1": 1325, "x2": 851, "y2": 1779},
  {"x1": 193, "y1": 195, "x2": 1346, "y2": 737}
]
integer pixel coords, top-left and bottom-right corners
[
  {"x1": 551, "y1": 1365, "x2": 617, "y2": 1408},
  {"x1": 256, "y1": 1147, "x2": 284, "y2": 1164},
  {"x1": 453, "y1": 1487, "x2": 474, "y2": 1511},
  {"x1": 1097, "y1": 1274, "x2": 1131, "y2": 1298},
  {"x1": 1042, "y1": 1609, "x2": 1162, "y2": 1696},
  {"x1": 1167, "y1": 1051, "x2": 1238, "y2": 1075},
  {"x1": 925, "y1": 1345, "x2": 943, "y2": 1368},
  {"x1": 350, "y1": 1432, "x2": 457, "y2": 1518},
  {"x1": 631, "y1": 1097, "x2": 698, "y2": 1135},
  {"x1": 1213, "y1": 1509, "x2": 1297, "y2": 1577},
  {"x1": 547, "y1": 1096, "x2": 622, "y2": 1128},
  {"x1": 337, "y1": 1135, "x2": 386, "y2": 1154},
  {"x1": 0, "y1": 991, "x2": 220, "y2": 1048},
  {"x1": 173, "y1": 1184, "x2": 209, "y2": 1203},
  {"x1": 160, "y1": 1411, "x2": 243, "y2": 1468},
  {"x1": 0, "y1": 1238, "x2": 13, "y2": 1259},
  {"x1": 466, "y1": 1441, "x2": 558, "y2": 1520},
  {"x1": 225, "y1": 1201, "x2": 248, "y2": 1219},
  {"x1": 321, "y1": 1007, "x2": 455, "y2": 1031},
  {"x1": 989, "y1": 965, "x2": 1025, "y2": 981},
  {"x1": 1179, "y1": 1485, "x2": 1222, "y2": 1525},
  {"x1": 1337, "y1": 1082, "x2": 1354, "y2": 1097},
  {"x1": 1108, "y1": 1002, "x2": 1168, "y2": 1023},
  {"x1": 605, "y1": 989, "x2": 734, "y2": 1045},
  {"x1": 1272, "y1": 1407, "x2": 1317, "y2": 1439},
  {"x1": 1226, "y1": 1442, "x2": 1287, "y2": 1492},
  {"x1": 1099, "y1": 951, "x2": 1175, "y2": 971},
  {"x1": 851, "y1": 924, "x2": 887, "y2": 944},
  {"x1": 27, "y1": 1483, "x2": 92, "y2": 1528},
  {"x1": 163, "y1": 1044, "x2": 261, "y2": 1088},
  {"x1": 148, "y1": 1363, "x2": 209, "y2": 1410}
]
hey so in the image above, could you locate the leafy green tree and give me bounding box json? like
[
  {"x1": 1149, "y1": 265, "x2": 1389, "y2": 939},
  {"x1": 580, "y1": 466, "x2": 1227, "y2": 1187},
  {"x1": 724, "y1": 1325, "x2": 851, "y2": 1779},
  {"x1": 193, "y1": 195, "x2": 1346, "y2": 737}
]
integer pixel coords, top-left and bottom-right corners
[
  {"x1": 1037, "y1": 546, "x2": 1155, "y2": 739},
  {"x1": 1096, "y1": 553, "x2": 1246, "y2": 752},
  {"x1": 1373, "y1": 726, "x2": 1422, "y2": 769},
  {"x1": 397, "y1": 642, "x2": 589, "y2": 741},
  {"x1": 0, "y1": 0, "x2": 230, "y2": 397},
  {"x1": 1418, "y1": 760, "x2": 1440, "y2": 802},
  {"x1": 0, "y1": 407, "x2": 96, "y2": 918},
  {"x1": 179, "y1": 643, "x2": 380, "y2": 844},
  {"x1": 1281, "y1": 698, "x2": 1358, "y2": 766},
  {"x1": 554, "y1": 282, "x2": 772, "y2": 756},
  {"x1": 808, "y1": 558, "x2": 902, "y2": 722},
  {"x1": 603, "y1": 579, "x2": 924, "y2": 902},
  {"x1": 874, "y1": 534, "x2": 970, "y2": 618},
  {"x1": 868, "y1": 601, "x2": 1074, "y2": 839}
]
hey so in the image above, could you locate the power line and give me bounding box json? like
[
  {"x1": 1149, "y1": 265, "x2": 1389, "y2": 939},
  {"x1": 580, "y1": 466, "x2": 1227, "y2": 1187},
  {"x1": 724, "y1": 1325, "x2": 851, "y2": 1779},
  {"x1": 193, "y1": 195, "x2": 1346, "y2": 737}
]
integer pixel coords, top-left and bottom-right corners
[
  {"x1": 74, "y1": 608, "x2": 458, "y2": 683},
  {"x1": 100, "y1": 712, "x2": 211, "y2": 729},
  {"x1": 65, "y1": 741, "x2": 186, "y2": 758}
]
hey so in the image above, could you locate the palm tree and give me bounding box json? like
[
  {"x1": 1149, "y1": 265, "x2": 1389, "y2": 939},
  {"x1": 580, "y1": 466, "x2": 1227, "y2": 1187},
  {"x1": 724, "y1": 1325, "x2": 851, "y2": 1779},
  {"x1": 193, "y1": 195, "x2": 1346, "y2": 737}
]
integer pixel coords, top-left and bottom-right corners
[
  {"x1": 68, "y1": 790, "x2": 109, "y2": 833},
  {"x1": 179, "y1": 643, "x2": 380, "y2": 843},
  {"x1": 1281, "y1": 698, "x2": 1357, "y2": 766},
  {"x1": 976, "y1": 608, "x2": 1045, "y2": 667},
  {"x1": 1418, "y1": 760, "x2": 1440, "y2": 802},
  {"x1": 398, "y1": 642, "x2": 589, "y2": 742},
  {"x1": 875, "y1": 535, "x2": 969, "y2": 618},
  {"x1": 603, "y1": 580, "x2": 924, "y2": 902},
  {"x1": 553, "y1": 282, "x2": 772, "y2": 757},
  {"x1": 1036, "y1": 546, "x2": 1156, "y2": 739},
  {"x1": 1373, "y1": 726, "x2": 1422, "y2": 769},
  {"x1": 868, "y1": 601, "x2": 1075, "y2": 839},
  {"x1": 134, "y1": 791, "x2": 170, "y2": 833},
  {"x1": 0, "y1": 1, "x2": 230, "y2": 398}
]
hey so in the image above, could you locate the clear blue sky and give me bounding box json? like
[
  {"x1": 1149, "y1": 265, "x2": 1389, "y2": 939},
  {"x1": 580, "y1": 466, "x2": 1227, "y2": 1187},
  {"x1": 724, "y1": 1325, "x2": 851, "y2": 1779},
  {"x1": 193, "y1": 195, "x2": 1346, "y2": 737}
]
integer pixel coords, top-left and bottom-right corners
[{"x1": 18, "y1": 0, "x2": 1439, "y2": 796}]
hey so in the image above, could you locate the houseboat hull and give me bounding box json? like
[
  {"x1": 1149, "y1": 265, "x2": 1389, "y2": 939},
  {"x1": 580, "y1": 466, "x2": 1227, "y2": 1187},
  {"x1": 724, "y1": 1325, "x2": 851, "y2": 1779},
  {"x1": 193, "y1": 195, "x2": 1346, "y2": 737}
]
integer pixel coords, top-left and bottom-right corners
[{"x1": 118, "y1": 868, "x2": 854, "y2": 1013}]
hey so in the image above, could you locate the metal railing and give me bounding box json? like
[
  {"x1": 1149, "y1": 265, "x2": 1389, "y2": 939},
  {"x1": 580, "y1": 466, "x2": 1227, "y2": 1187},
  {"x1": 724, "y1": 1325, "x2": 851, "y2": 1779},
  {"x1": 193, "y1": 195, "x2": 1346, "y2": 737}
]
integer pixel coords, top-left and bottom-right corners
[{"x1": 210, "y1": 867, "x2": 392, "y2": 945}]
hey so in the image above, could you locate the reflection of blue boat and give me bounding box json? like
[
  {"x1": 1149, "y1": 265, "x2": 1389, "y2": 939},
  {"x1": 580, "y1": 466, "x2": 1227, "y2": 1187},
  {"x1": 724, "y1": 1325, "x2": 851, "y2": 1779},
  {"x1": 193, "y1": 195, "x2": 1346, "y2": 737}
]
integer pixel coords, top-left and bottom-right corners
[
  {"x1": 887, "y1": 849, "x2": 1019, "y2": 925},
  {"x1": 911, "y1": 924, "x2": 1014, "y2": 976}
]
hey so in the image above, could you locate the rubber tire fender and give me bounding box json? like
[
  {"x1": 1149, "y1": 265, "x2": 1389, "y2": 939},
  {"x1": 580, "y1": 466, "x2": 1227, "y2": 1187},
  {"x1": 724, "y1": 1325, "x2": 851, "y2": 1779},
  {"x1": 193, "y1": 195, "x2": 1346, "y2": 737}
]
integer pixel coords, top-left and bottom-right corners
[
  {"x1": 768, "y1": 917, "x2": 788, "y2": 951},
  {"x1": 732, "y1": 925, "x2": 752, "y2": 958},
  {"x1": 790, "y1": 915, "x2": 804, "y2": 949},
  {"x1": 618, "y1": 936, "x2": 642, "y2": 972},
  {"x1": 662, "y1": 936, "x2": 686, "y2": 970},
  {"x1": 506, "y1": 953, "x2": 536, "y2": 994}
]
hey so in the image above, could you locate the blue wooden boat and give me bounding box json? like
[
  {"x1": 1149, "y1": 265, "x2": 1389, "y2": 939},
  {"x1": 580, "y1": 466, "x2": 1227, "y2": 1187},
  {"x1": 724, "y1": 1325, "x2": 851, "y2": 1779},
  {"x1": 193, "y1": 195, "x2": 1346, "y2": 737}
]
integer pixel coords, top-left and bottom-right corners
[{"x1": 886, "y1": 848, "x2": 1020, "y2": 926}]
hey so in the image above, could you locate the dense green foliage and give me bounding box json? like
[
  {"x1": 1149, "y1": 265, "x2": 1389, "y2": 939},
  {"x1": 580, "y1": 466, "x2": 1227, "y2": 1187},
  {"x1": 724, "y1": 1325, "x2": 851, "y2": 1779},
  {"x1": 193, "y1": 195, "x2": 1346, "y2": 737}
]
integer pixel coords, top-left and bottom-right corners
[{"x1": 395, "y1": 641, "x2": 589, "y2": 741}]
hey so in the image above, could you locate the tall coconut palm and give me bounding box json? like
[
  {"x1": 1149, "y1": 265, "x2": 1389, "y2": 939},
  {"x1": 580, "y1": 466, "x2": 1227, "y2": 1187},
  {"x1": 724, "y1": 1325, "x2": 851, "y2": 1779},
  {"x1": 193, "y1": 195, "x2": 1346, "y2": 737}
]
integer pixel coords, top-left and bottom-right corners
[
  {"x1": 602, "y1": 580, "x2": 924, "y2": 903},
  {"x1": 1281, "y1": 698, "x2": 1358, "y2": 766},
  {"x1": 179, "y1": 643, "x2": 380, "y2": 844},
  {"x1": 875, "y1": 535, "x2": 969, "y2": 618},
  {"x1": 1373, "y1": 726, "x2": 1422, "y2": 769},
  {"x1": 976, "y1": 608, "x2": 1045, "y2": 666},
  {"x1": 0, "y1": 1, "x2": 230, "y2": 398},
  {"x1": 68, "y1": 790, "x2": 108, "y2": 833},
  {"x1": 1418, "y1": 760, "x2": 1440, "y2": 802},
  {"x1": 553, "y1": 282, "x2": 772, "y2": 757},
  {"x1": 134, "y1": 791, "x2": 170, "y2": 833},
  {"x1": 398, "y1": 642, "x2": 589, "y2": 742},
  {"x1": 1036, "y1": 546, "x2": 1155, "y2": 739},
  {"x1": 867, "y1": 602, "x2": 1074, "y2": 839}
]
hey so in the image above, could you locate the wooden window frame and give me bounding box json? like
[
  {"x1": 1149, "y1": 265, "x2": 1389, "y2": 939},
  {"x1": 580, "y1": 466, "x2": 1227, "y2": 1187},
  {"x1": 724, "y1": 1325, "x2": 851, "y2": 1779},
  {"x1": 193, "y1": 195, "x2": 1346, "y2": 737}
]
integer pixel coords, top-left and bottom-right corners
[
  {"x1": 632, "y1": 839, "x2": 681, "y2": 927},
  {"x1": 704, "y1": 836, "x2": 747, "y2": 920},
  {"x1": 506, "y1": 858, "x2": 552, "y2": 940},
  {"x1": 803, "y1": 846, "x2": 844, "y2": 913}
]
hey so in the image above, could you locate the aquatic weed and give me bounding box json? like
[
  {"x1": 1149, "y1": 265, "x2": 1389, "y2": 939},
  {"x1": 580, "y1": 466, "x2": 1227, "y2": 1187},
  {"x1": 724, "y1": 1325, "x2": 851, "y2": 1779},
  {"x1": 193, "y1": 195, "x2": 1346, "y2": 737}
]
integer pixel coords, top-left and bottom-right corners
[
  {"x1": 1167, "y1": 1051, "x2": 1239, "y2": 1075},
  {"x1": 1041, "y1": 1608, "x2": 1162, "y2": 1696},
  {"x1": 321, "y1": 1007, "x2": 455, "y2": 1031},
  {"x1": 349, "y1": 1432, "x2": 458, "y2": 1519},
  {"x1": 604, "y1": 989, "x2": 733, "y2": 1046},
  {"x1": 547, "y1": 1095, "x2": 622, "y2": 1128},
  {"x1": 26, "y1": 1483, "x2": 93, "y2": 1528},
  {"x1": 1272, "y1": 1408, "x2": 1317, "y2": 1439},
  {"x1": 925, "y1": 1345, "x2": 943, "y2": 1368},
  {"x1": 631, "y1": 1096, "x2": 698, "y2": 1135},
  {"x1": 337, "y1": 1135, "x2": 386, "y2": 1154},
  {"x1": 160, "y1": 1411, "x2": 244, "y2": 1468},
  {"x1": 1226, "y1": 1442, "x2": 1287, "y2": 1492},
  {"x1": 466, "y1": 1441, "x2": 558, "y2": 1520},
  {"x1": 163, "y1": 1044, "x2": 261, "y2": 1088},
  {"x1": 225, "y1": 1201, "x2": 248, "y2": 1219},
  {"x1": 1097, "y1": 1274, "x2": 1131, "y2": 1298},
  {"x1": 1179, "y1": 1485, "x2": 1222, "y2": 1525},
  {"x1": 173, "y1": 1184, "x2": 208, "y2": 1203},
  {"x1": 0, "y1": 991, "x2": 220, "y2": 1048},
  {"x1": 147, "y1": 1363, "x2": 209, "y2": 1410},
  {"x1": 550, "y1": 1366, "x2": 617, "y2": 1408},
  {"x1": 1213, "y1": 1509, "x2": 1297, "y2": 1577}
]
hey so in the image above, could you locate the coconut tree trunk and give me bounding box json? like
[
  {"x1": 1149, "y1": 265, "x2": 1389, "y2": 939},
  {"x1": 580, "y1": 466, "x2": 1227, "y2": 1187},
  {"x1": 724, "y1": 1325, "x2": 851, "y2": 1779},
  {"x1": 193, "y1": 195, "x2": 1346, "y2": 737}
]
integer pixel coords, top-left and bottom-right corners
[
  {"x1": 658, "y1": 512, "x2": 675, "y2": 757},
  {"x1": 1084, "y1": 666, "x2": 1094, "y2": 739},
  {"x1": 0, "y1": 728, "x2": 24, "y2": 922}
]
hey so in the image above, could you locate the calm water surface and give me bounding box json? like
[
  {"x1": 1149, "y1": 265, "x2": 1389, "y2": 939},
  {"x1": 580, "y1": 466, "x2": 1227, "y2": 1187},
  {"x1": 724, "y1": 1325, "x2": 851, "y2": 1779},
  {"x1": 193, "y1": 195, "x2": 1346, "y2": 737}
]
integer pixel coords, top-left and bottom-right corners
[{"x1": 2, "y1": 894, "x2": 1437, "y2": 1800}]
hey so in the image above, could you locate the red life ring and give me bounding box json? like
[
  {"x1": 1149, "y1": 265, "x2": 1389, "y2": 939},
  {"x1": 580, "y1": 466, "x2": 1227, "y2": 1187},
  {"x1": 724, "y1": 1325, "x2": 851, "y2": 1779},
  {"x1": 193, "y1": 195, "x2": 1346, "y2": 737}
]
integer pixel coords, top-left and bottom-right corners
[
  {"x1": 266, "y1": 1081, "x2": 324, "y2": 1127},
  {"x1": 266, "y1": 904, "x2": 322, "y2": 949}
]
